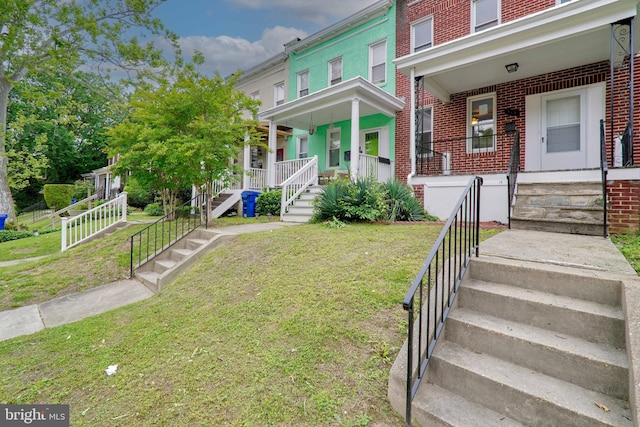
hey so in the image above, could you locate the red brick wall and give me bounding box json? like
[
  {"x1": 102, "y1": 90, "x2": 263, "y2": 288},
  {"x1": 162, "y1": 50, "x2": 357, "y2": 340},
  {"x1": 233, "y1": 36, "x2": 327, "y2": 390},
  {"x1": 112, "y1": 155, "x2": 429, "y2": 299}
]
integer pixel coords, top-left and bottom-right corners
[{"x1": 607, "y1": 179, "x2": 640, "y2": 234}]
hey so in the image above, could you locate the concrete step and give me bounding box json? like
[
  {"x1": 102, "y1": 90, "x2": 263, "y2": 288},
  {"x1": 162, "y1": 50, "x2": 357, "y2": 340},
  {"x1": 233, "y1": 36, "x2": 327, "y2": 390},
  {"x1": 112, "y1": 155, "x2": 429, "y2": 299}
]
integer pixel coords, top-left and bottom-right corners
[
  {"x1": 457, "y1": 279, "x2": 625, "y2": 348},
  {"x1": 429, "y1": 340, "x2": 634, "y2": 427},
  {"x1": 412, "y1": 383, "x2": 527, "y2": 427},
  {"x1": 510, "y1": 217, "x2": 605, "y2": 236},
  {"x1": 281, "y1": 213, "x2": 312, "y2": 223},
  {"x1": 185, "y1": 238, "x2": 209, "y2": 250},
  {"x1": 153, "y1": 258, "x2": 177, "y2": 274},
  {"x1": 446, "y1": 308, "x2": 628, "y2": 399},
  {"x1": 516, "y1": 182, "x2": 602, "y2": 196},
  {"x1": 513, "y1": 204, "x2": 604, "y2": 221},
  {"x1": 135, "y1": 270, "x2": 161, "y2": 291},
  {"x1": 286, "y1": 205, "x2": 314, "y2": 215},
  {"x1": 169, "y1": 248, "x2": 193, "y2": 262},
  {"x1": 467, "y1": 256, "x2": 622, "y2": 307}
]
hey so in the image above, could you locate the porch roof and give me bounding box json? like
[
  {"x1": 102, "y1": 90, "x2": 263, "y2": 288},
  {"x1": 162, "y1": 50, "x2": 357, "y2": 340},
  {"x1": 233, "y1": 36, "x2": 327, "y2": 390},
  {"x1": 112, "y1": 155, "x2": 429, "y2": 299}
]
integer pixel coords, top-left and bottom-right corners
[
  {"x1": 395, "y1": 0, "x2": 640, "y2": 103},
  {"x1": 258, "y1": 76, "x2": 405, "y2": 129}
]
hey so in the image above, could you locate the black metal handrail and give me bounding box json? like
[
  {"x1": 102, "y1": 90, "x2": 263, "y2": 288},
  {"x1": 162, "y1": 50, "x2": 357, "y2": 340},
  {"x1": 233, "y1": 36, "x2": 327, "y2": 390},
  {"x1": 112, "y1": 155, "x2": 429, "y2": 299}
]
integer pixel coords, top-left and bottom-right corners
[
  {"x1": 401, "y1": 176, "x2": 483, "y2": 426},
  {"x1": 506, "y1": 130, "x2": 521, "y2": 229},
  {"x1": 416, "y1": 133, "x2": 514, "y2": 176},
  {"x1": 19, "y1": 199, "x2": 50, "y2": 223},
  {"x1": 129, "y1": 193, "x2": 208, "y2": 277},
  {"x1": 621, "y1": 120, "x2": 634, "y2": 166},
  {"x1": 600, "y1": 120, "x2": 609, "y2": 237}
]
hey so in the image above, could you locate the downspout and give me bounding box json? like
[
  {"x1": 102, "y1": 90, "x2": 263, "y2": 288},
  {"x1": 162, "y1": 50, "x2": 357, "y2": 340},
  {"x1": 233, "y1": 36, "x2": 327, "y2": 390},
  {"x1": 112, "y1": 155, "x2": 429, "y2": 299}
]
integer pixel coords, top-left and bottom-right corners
[{"x1": 407, "y1": 67, "x2": 416, "y2": 189}]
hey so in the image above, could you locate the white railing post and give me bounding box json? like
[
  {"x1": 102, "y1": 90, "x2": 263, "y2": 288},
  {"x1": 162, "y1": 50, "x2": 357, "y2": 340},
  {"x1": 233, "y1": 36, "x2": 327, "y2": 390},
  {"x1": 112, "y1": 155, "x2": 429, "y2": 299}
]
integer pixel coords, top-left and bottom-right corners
[
  {"x1": 61, "y1": 217, "x2": 68, "y2": 252},
  {"x1": 122, "y1": 192, "x2": 128, "y2": 222}
]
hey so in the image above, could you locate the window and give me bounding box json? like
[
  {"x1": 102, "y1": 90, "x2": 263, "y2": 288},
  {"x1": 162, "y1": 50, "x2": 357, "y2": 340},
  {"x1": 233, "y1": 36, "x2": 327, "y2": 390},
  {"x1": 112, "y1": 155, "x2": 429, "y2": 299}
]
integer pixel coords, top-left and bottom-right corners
[
  {"x1": 328, "y1": 129, "x2": 340, "y2": 167},
  {"x1": 473, "y1": 0, "x2": 499, "y2": 32},
  {"x1": 329, "y1": 57, "x2": 342, "y2": 86},
  {"x1": 274, "y1": 82, "x2": 284, "y2": 106},
  {"x1": 467, "y1": 94, "x2": 496, "y2": 152},
  {"x1": 298, "y1": 135, "x2": 308, "y2": 159},
  {"x1": 298, "y1": 70, "x2": 309, "y2": 97},
  {"x1": 416, "y1": 106, "x2": 433, "y2": 157},
  {"x1": 412, "y1": 17, "x2": 433, "y2": 52},
  {"x1": 250, "y1": 91, "x2": 260, "y2": 120},
  {"x1": 369, "y1": 40, "x2": 386, "y2": 84}
]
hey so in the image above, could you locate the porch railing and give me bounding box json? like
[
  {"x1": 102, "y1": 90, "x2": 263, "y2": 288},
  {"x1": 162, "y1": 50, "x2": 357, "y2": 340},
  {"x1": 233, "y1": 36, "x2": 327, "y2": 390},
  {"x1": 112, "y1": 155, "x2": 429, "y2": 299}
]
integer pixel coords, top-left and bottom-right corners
[
  {"x1": 280, "y1": 156, "x2": 318, "y2": 220},
  {"x1": 247, "y1": 168, "x2": 267, "y2": 190},
  {"x1": 212, "y1": 174, "x2": 242, "y2": 198},
  {"x1": 600, "y1": 120, "x2": 609, "y2": 237},
  {"x1": 358, "y1": 154, "x2": 394, "y2": 183},
  {"x1": 416, "y1": 133, "x2": 514, "y2": 176},
  {"x1": 61, "y1": 192, "x2": 127, "y2": 252},
  {"x1": 275, "y1": 158, "x2": 314, "y2": 186},
  {"x1": 129, "y1": 193, "x2": 208, "y2": 277},
  {"x1": 401, "y1": 176, "x2": 482, "y2": 427},
  {"x1": 506, "y1": 130, "x2": 521, "y2": 229}
]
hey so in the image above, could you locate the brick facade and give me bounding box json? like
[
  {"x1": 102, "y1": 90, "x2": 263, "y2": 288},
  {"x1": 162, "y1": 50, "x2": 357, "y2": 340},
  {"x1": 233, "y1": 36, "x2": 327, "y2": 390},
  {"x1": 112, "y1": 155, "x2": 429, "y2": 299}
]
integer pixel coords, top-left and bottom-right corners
[{"x1": 395, "y1": 0, "x2": 640, "y2": 233}]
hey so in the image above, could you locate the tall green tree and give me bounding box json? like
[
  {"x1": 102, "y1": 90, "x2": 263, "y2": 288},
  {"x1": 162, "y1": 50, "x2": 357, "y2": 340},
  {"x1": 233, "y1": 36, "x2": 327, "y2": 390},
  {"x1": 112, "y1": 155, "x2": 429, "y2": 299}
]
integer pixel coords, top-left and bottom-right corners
[
  {"x1": 0, "y1": 0, "x2": 177, "y2": 220},
  {"x1": 7, "y1": 72, "x2": 125, "y2": 208},
  {"x1": 107, "y1": 60, "x2": 262, "y2": 216}
]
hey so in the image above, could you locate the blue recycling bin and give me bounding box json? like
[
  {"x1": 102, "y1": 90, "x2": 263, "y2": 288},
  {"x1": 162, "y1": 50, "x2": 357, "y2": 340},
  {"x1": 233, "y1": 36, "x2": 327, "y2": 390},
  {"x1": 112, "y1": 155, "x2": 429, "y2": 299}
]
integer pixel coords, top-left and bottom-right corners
[
  {"x1": 0, "y1": 214, "x2": 7, "y2": 231},
  {"x1": 241, "y1": 191, "x2": 261, "y2": 218}
]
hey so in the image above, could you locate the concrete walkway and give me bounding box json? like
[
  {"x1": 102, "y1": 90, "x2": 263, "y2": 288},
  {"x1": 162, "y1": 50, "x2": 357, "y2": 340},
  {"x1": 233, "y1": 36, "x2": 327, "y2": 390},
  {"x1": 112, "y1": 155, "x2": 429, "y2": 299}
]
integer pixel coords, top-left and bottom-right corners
[{"x1": 0, "y1": 222, "x2": 299, "y2": 342}]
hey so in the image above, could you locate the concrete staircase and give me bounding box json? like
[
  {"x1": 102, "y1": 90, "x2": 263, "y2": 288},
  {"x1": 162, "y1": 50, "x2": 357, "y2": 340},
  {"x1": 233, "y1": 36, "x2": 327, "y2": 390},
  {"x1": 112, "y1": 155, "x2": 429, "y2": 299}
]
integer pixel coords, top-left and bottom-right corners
[
  {"x1": 511, "y1": 181, "x2": 605, "y2": 235},
  {"x1": 390, "y1": 254, "x2": 634, "y2": 426},
  {"x1": 135, "y1": 228, "x2": 228, "y2": 292},
  {"x1": 281, "y1": 185, "x2": 322, "y2": 223}
]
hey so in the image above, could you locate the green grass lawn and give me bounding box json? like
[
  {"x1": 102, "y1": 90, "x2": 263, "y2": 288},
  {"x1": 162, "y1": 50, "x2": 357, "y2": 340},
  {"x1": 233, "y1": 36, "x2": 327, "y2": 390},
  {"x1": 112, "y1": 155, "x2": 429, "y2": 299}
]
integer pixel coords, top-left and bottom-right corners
[
  {"x1": 612, "y1": 231, "x2": 640, "y2": 275},
  {"x1": 0, "y1": 223, "x2": 503, "y2": 426}
]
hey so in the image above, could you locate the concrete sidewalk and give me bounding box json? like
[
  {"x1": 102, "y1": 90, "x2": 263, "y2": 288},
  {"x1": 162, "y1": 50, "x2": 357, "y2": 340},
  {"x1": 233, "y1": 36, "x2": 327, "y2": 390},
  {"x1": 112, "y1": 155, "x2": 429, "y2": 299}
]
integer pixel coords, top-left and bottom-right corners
[{"x1": 0, "y1": 222, "x2": 299, "y2": 342}]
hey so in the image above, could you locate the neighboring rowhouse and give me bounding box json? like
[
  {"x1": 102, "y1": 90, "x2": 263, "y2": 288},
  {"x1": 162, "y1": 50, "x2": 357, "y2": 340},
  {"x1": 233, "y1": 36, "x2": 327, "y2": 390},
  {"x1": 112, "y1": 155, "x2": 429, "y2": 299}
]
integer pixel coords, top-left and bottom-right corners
[
  {"x1": 259, "y1": 0, "x2": 405, "y2": 184},
  {"x1": 394, "y1": 0, "x2": 640, "y2": 233}
]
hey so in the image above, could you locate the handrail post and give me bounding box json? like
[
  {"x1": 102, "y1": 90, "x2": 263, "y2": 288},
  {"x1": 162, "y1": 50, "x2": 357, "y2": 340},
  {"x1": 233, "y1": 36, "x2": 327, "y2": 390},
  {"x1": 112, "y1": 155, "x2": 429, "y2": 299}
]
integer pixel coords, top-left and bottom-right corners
[
  {"x1": 61, "y1": 217, "x2": 68, "y2": 252},
  {"x1": 475, "y1": 177, "x2": 482, "y2": 257},
  {"x1": 130, "y1": 237, "x2": 134, "y2": 278}
]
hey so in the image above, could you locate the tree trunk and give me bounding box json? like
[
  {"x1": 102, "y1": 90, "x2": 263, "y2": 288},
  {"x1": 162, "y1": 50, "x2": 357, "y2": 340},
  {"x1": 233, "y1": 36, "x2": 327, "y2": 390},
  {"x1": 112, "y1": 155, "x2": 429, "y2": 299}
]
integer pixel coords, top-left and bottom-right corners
[{"x1": 0, "y1": 78, "x2": 16, "y2": 222}]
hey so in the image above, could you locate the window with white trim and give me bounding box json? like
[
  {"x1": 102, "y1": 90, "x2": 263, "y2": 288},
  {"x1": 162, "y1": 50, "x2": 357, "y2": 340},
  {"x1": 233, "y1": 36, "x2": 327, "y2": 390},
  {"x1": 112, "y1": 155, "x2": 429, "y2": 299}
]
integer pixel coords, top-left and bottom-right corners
[
  {"x1": 274, "y1": 82, "x2": 284, "y2": 106},
  {"x1": 298, "y1": 70, "x2": 309, "y2": 97},
  {"x1": 467, "y1": 93, "x2": 496, "y2": 152},
  {"x1": 416, "y1": 106, "x2": 433, "y2": 157},
  {"x1": 412, "y1": 17, "x2": 433, "y2": 52},
  {"x1": 328, "y1": 57, "x2": 342, "y2": 86},
  {"x1": 328, "y1": 128, "x2": 340, "y2": 167},
  {"x1": 297, "y1": 135, "x2": 309, "y2": 159},
  {"x1": 472, "y1": 0, "x2": 499, "y2": 32},
  {"x1": 369, "y1": 40, "x2": 386, "y2": 85}
]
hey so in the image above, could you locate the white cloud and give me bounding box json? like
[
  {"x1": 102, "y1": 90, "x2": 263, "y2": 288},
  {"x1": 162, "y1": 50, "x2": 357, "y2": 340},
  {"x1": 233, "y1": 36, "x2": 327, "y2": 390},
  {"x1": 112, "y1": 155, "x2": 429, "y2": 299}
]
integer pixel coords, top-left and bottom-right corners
[
  {"x1": 171, "y1": 26, "x2": 307, "y2": 77},
  {"x1": 224, "y1": 0, "x2": 376, "y2": 25}
]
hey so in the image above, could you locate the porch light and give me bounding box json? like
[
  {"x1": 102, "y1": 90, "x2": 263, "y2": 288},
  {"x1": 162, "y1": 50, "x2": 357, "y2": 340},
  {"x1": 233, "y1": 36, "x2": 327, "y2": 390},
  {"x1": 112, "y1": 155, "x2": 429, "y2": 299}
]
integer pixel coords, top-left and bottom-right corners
[{"x1": 505, "y1": 62, "x2": 519, "y2": 73}]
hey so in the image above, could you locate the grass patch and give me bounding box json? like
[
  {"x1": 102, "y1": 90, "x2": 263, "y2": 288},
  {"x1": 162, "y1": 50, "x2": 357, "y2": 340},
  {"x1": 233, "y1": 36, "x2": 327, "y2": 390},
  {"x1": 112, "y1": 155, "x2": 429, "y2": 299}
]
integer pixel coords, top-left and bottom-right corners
[
  {"x1": 0, "y1": 223, "x2": 502, "y2": 426},
  {"x1": 612, "y1": 231, "x2": 640, "y2": 275},
  {"x1": 0, "y1": 231, "x2": 61, "y2": 262}
]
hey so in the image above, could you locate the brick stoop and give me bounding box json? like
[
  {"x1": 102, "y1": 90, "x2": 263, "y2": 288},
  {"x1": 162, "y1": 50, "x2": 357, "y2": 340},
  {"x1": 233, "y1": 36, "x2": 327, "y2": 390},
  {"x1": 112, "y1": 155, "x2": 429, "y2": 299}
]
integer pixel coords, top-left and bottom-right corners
[{"x1": 511, "y1": 182, "x2": 606, "y2": 236}]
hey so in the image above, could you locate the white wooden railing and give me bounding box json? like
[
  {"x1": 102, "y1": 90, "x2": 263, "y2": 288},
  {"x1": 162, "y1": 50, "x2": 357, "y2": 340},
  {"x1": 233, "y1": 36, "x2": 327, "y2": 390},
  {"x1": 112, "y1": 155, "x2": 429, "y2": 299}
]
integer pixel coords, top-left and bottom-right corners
[
  {"x1": 280, "y1": 156, "x2": 318, "y2": 220},
  {"x1": 61, "y1": 193, "x2": 127, "y2": 252},
  {"x1": 47, "y1": 193, "x2": 99, "y2": 228},
  {"x1": 212, "y1": 174, "x2": 242, "y2": 197},
  {"x1": 247, "y1": 168, "x2": 267, "y2": 190},
  {"x1": 358, "y1": 154, "x2": 394, "y2": 183},
  {"x1": 275, "y1": 158, "x2": 315, "y2": 186}
]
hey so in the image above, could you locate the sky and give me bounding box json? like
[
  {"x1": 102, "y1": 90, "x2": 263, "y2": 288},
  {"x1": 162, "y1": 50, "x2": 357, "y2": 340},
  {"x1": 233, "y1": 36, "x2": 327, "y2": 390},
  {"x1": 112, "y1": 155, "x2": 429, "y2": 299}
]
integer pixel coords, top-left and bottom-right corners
[{"x1": 152, "y1": 0, "x2": 378, "y2": 77}]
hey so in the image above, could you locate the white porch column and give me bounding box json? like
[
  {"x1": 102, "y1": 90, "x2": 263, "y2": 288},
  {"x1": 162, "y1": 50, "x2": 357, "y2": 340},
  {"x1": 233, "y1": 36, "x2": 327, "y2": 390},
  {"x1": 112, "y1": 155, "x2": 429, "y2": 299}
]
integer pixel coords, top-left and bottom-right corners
[
  {"x1": 350, "y1": 97, "x2": 360, "y2": 181},
  {"x1": 267, "y1": 120, "x2": 277, "y2": 187},
  {"x1": 243, "y1": 134, "x2": 251, "y2": 190}
]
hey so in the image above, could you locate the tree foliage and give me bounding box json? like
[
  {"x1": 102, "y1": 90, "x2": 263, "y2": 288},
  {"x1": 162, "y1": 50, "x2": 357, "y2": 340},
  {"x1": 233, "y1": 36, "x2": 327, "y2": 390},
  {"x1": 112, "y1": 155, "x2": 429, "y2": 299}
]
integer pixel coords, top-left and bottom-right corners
[
  {"x1": 7, "y1": 72, "x2": 125, "y2": 208},
  {"x1": 107, "y1": 63, "x2": 262, "y2": 215},
  {"x1": 0, "y1": 0, "x2": 178, "y2": 220}
]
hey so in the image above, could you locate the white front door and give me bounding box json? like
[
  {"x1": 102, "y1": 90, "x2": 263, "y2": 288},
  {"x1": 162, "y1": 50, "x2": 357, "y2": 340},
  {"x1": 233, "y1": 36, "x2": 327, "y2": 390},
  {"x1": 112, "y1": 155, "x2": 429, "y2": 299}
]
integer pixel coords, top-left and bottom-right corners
[{"x1": 540, "y1": 91, "x2": 587, "y2": 170}]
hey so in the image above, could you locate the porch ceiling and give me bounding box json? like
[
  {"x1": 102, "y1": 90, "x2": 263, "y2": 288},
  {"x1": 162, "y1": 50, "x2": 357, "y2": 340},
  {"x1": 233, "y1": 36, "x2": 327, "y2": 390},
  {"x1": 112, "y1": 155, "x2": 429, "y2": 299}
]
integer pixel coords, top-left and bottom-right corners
[
  {"x1": 395, "y1": 0, "x2": 640, "y2": 103},
  {"x1": 258, "y1": 76, "x2": 405, "y2": 130}
]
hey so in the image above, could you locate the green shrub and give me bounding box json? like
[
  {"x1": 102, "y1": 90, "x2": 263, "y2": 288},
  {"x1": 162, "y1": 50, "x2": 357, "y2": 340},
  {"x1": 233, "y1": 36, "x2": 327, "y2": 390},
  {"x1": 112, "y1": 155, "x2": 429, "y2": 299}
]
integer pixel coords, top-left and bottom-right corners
[
  {"x1": 124, "y1": 177, "x2": 152, "y2": 208},
  {"x1": 44, "y1": 184, "x2": 74, "y2": 210},
  {"x1": 256, "y1": 189, "x2": 281, "y2": 216},
  {"x1": 72, "y1": 180, "x2": 94, "y2": 201},
  {"x1": 144, "y1": 203, "x2": 164, "y2": 216},
  {"x1": 382, "y1": 179, "x2": 425, "y2": 222},
  {"x1": 312, "y1": 178, "x2": 387, "y2": 223},
  {"x1": 0, "y1": 230, "x2": 34, "y2": 243}
]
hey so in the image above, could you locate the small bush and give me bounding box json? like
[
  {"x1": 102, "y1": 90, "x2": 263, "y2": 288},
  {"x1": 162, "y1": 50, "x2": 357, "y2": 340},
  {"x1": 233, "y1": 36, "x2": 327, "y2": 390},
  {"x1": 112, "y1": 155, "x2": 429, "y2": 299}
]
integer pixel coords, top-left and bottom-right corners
[
  {"x1": 44, "y1": 184, "x2": 74, "y2": 210},
  {"x1": 72, "y1": 180, "x2": 94, "y2": 201},
  {"x1": 176, "y1": 205, "x2": 199, "y2": 218},
  {"x1": 125, "y1": 177, "x2": 152, "y2": 208},
  {"x1": 256, "y1": 189, "x2": 282, "y2": 216},
  {"x1": 0, "y1": 230, "x2": 34, "y2": 243},
  {"x1": 144, "y1": 203, "x2": 164, "y2": 216},
  {"x1": 312, "y1": 178, "x2": 387, "y2": 223},
  {"x1": 382, "y1": 179, "x2": 425, "y2": 222}
]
